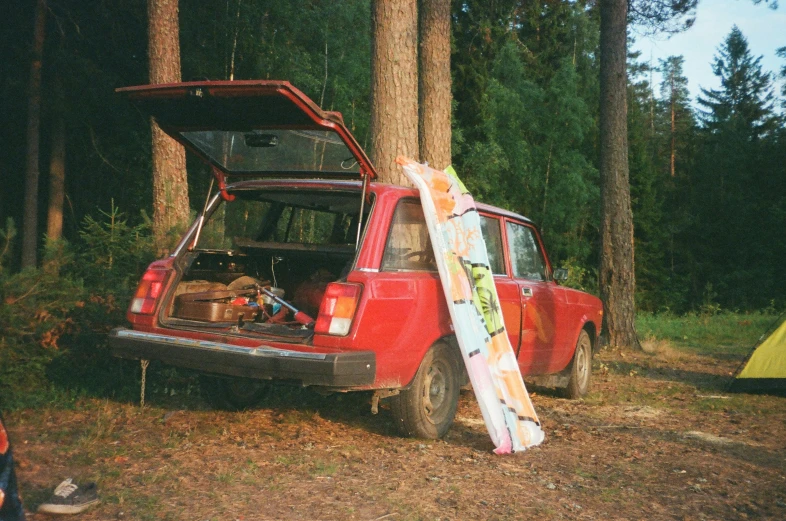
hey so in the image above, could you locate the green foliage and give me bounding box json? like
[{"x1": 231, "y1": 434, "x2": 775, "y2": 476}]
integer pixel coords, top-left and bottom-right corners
[
  {"x1": 71, "y1": 201, "x2": 155, "y2": 294},
  {"x1": 460, "y1": 34, "x2": 599, "y2": 270},
  {"x1": 636, "y1": 310, "x2": 783, "y2": 357},
  {"x1": 1, "y1": 222, "x2": 86, "y2": 408},
  {"x1": 181, "y1": 0, "x2": 372, "y2": 144},
  {"x1": 558, "y1": 258, "x2": 598, "y2": 295},
  {"x1": 687, "y1": 26, "x2": 784, "y2": 310},
  {"x1": 698, "y1": 26, "x2": 779, "y2": 139},
  {"x1": 0, "y1": 207, "x2": 153, "y2": 410},
  {"x1": 626, "y1": 50, "x2": 671, "y2": 312}
]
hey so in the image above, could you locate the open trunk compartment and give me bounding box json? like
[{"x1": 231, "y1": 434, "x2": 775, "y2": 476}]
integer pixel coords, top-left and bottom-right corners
[{"x1": 161, "y1": 185, "x2": 371, "y2": 340}]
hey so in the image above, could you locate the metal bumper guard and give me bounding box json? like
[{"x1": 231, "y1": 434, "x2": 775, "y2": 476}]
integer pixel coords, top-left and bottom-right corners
[{"x1": 109, "y1": 328, "x2": 376, "y2": 387}]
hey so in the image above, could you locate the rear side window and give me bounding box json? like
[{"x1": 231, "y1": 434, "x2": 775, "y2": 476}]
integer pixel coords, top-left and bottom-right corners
[
  {"x1": 506, "y1": 222, "x2": 547, "y2": 281},
  {"x1": 381, "y1": 200, "x2": 437, "y2": 272},
  {"x1": 479, "y1": 215, "x2": 505, "y2": 275}
]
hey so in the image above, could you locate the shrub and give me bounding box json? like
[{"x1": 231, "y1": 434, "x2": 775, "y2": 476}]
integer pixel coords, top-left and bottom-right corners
[{"x1": 0, "y1": 206, "x2": 154, "y2": 410}]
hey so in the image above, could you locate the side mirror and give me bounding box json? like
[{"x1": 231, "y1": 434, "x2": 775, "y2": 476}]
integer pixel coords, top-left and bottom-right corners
[{"x1": 553, "y1": 268, "x2": 569, "y2": 282}]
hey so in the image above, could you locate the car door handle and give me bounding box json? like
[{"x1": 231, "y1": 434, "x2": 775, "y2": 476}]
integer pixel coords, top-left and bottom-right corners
[{"x1": 522, "y1": 287, "x2": 533, "y2": 297}]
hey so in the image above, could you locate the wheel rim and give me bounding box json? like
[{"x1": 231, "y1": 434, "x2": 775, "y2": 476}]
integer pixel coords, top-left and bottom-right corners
[
  {"x1": 575, "y1": 335, "x2": 591, "y2": 390},
  {"x1": 422, "y1": 361, "x2": 449, "y2": 424}
]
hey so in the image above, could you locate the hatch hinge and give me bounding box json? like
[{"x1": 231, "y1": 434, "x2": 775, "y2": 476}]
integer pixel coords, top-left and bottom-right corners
[{"x1": 211, "y1": 165, "x2": 235, "y2": 202}]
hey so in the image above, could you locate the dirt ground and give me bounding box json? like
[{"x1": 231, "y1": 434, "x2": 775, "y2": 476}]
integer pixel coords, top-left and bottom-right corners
[{"x1": 7, "y1": 345, "x2": 786, "y2": 521}]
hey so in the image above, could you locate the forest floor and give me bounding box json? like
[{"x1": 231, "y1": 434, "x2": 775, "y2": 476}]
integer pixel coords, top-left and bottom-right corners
[{"x1": 7, "y1": 339, "x2": 786, "y2": 521}]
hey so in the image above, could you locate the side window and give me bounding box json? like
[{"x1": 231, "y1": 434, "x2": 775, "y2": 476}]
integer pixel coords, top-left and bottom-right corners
[
  {"x1": 479, "y1": 215, "x2": 506, "y2": 275},
  {"x1": 506, "y1": 222, "x2": 547, "y2": 281},
  {"x1": 381, "y1": 200, "x2": 437, "y2": 272}
]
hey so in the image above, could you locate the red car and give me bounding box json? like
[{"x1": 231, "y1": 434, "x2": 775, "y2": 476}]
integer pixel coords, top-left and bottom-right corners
[{"x1": 109, "y1": 81, "x2": 603, "y2": 439}]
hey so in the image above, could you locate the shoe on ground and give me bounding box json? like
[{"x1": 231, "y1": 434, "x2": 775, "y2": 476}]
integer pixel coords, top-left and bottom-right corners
[{"x1": 37, "y1": 478, "x2": 99, "y2": 515}]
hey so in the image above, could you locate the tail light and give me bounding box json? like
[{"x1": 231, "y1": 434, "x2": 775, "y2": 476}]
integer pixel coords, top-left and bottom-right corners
[
  {"x1": 315, "y1": 283, "x2": 362, "y2": 336},
  {"x1": 129, "y1": 268, "x2": 170, "y2": 315}
]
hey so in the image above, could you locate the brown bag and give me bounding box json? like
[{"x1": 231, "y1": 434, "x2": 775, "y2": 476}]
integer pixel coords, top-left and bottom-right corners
[{"x1": 173, "y1": 289, "x2": 259, "y2": 322}]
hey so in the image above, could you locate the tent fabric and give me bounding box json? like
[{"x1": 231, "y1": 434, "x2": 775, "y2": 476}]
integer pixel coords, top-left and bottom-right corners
[{"x1": 731, "y1": 315, "x2": 786, "y2": 393}]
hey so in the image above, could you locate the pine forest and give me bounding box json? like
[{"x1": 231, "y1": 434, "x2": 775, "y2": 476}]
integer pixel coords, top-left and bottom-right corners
[{"x1": 2, "y1": 0, "x2": 785, "y2": 315}]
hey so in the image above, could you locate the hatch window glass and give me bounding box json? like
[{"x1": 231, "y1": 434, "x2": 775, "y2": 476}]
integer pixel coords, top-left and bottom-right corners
[
  {"x1": 506, "y1": 222, "x2": 547, "y2": 281},
  {"x1": 381, "y1": 200, "x2": 437, "y2": 272},
  {"x1": 181, "y1": 129, "x2": 360, "y2": 175}
]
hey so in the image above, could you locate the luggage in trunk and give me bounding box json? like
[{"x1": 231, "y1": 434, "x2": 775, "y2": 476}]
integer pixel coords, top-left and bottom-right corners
[{"x1": 173, "y1": 289, "x2": 260, "y2": 322}]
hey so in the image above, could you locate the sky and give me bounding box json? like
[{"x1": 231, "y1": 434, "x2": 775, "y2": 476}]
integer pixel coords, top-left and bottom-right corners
[{"x1": 631, "y1": 0, "x2": 786, "y2": 105}]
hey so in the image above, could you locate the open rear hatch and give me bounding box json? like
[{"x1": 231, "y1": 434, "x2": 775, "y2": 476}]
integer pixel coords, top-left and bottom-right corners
[{"x1": 118, "y1": 81, "x2": 376, "y2": 181}]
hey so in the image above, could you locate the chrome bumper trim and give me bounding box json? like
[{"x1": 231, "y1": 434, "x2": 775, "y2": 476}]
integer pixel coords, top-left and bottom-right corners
[{"x1": 114, "y1": 330, "x2": 327, "y2": 360}]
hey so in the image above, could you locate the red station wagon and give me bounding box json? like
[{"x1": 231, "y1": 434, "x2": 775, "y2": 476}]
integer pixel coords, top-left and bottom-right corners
[{"x1": 109, "y1": 81, "x2": 603, "y2": 439}]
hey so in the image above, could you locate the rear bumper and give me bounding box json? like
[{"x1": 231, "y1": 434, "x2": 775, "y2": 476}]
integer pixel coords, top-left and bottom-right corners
[{"x1": 109, "y1": 328, "x2": 376, "y2": 388}]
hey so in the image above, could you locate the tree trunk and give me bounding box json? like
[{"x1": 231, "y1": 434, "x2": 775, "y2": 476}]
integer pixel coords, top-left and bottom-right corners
[
  {"x1": 22, "y1": 0, "x2": 47, "y2": 269},
  {"x1": 670, "y1": 69, "x2": 676, "y2": 178},
  {"x1": 418, "y1": 0, "x2": 451, "y2": 171},
  {"x1": 46, "y1": 114, "x2": 66, "y2": 242},
  {"x1": 370, "y1": 0, "x2": 419, "y2": 185},
  {"x1": 599, "y1": 0, "x2": 640, "y2": 350},
  {"x1": 148, "y1": 0, "x2": 189, "y2": 254}
]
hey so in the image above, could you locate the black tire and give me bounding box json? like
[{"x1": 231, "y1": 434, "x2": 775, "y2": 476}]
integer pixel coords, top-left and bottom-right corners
[
  {"x1": 391, "y1": 342, "x2": 460, "y2": 439},
  {"x1": 200, "y1": 375, "x2": 271, "y2": 410},
  {"x1": 563, "y1": 329, "x2": 592, "y2": 399}
]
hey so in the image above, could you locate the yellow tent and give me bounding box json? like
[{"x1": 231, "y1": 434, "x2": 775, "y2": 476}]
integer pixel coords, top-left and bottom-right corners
[{"x1": 731, "y1": 314, "x2": 786, "y2": 393}]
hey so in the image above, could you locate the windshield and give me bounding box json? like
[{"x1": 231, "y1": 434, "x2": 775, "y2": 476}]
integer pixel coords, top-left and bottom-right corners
[{"x1": 181, "y1": 129, "x2": 361, "y2": 175}]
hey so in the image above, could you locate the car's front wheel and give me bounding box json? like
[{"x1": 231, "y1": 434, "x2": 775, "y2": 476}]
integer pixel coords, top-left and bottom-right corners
[
  {"x1": 391, "y1": 341, "x2": 460, "y2": 439},
  {"x1": 563, "y1": 329, "x2": 592, "y2": 399}
]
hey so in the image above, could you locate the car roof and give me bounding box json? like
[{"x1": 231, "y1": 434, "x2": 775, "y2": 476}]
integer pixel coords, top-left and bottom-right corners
[{"x1": 226, "y1": 178, "x2": 535, "y2": 226}]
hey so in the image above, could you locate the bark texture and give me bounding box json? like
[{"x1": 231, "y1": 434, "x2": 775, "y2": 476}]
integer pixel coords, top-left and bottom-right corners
[
  {"x1": 418, "y1": 0, "x2": 452, "y2": 170},
  {"x1": 599, "y1": 0, "x2": 640, "y2": 350},
  {"x1": 669, "y1": 70, "x2": 676, "y2": 178},
  {"x1": 370, "y1": 0, "x2": 419, "y2": 185},
  {"x1": 22, "y1": 0, "x2": 47, "y2": 268},
  {"x1": 148, "y1": 0, "x2": 189, "y2": 254},
  {"x1": 46, "y1": 114, "x2": 66, "y2": 242}
]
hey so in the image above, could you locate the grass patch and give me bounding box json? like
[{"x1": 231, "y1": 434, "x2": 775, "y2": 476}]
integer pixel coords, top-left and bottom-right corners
[
  {"x1": 214, "y1": 470, "x2": 236, "y2": 483},
  {"x1": 637, "y1": 311, "x2": 781, "y2": 357},
  {"x1": 310, "y1": 459, "x2": 338, "y2": 476},
  {"x1": 274, "y1": 455, "x2": 303, "y2": 467}
]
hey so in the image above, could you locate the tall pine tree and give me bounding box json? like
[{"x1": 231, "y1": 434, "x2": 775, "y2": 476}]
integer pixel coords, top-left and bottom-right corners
[{"x1": 692, "y1": 26, "x2": 780, "y2": 309}]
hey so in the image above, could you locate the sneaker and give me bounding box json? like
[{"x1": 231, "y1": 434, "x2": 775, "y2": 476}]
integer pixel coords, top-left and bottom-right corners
[{"x1": 37, "y1": 478, "x2": 99, "y2": 515}]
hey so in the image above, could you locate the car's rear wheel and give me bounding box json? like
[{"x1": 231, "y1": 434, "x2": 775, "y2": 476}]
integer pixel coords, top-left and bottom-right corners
[
  {"x1": 391, "y1": 341, "x2": 460, "y2": 439},
  {"x1": 200, "y1": 375, "x2": 271, "y2": 410},
  {"x1": 563, "y1": 329, "x2": 592, "y2": 399}
]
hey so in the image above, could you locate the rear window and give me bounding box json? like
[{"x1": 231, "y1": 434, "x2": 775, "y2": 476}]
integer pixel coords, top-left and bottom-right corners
[
  {"x1": 381, "y1": 200, "x2": 437, "y2": 272},
  {"x1": 197, "y1": 191, "x2": 364, "y2": 250}
]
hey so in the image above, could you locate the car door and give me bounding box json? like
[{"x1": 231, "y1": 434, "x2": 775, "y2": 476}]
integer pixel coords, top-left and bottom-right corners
[
  {"x1": 504, "y1": 220, "x2": 563, "y2": 375},
  {"x1": 479, "y1": 214, "x2": 522, "y2": 354}
]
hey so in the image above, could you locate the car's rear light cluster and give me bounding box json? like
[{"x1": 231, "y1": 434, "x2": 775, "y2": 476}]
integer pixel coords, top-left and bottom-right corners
[
  {"x1": 129, "y1": 269, "x2": 169, "y2": 315},
  {"x1": 315, "y1": 283, "x2": 362, "y2": 336}
]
